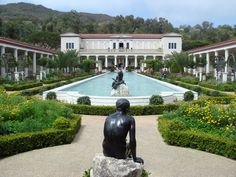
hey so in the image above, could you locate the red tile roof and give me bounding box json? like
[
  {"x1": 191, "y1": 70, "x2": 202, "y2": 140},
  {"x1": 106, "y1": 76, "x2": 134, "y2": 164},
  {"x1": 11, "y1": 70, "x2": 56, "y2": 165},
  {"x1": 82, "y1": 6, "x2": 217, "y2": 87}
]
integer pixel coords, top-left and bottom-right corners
[
  {"x1": 188, "y1": 38, "x2": 236, "y2": 53},
  {"x1": 0, "y1": 37, "x2": 56, "y2": 54}
]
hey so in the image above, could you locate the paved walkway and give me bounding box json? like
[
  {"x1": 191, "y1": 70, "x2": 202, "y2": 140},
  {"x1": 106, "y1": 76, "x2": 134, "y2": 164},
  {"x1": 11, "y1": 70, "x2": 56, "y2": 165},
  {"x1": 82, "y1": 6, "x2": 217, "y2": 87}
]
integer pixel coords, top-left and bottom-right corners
[{"x1": 0, "y1": 115, "x2": 236, "y2": 177}]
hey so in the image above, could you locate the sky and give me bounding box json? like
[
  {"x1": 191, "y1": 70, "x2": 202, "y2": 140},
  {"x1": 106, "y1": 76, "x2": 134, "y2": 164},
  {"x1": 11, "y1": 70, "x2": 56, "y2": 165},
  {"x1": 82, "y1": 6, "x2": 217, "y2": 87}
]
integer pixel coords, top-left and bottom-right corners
[{"x1": 1, "y1": 0, "x2": 236, "y2": 27}]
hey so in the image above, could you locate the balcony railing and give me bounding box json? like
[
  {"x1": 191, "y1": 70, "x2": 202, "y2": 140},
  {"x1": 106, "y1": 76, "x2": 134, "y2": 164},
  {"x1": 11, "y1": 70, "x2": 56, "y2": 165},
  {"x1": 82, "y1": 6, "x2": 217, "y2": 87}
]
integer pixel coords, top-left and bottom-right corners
[{"x1": 79, "y1": 48, "x2": 163, "y2": 54}]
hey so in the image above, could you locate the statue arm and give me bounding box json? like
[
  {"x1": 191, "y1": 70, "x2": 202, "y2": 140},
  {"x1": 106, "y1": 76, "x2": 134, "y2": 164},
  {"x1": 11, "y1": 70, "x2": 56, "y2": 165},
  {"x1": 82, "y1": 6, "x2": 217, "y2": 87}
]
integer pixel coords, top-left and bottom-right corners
[{"x1": 129, "y1": 117, "x2": 137, "y2": 161}]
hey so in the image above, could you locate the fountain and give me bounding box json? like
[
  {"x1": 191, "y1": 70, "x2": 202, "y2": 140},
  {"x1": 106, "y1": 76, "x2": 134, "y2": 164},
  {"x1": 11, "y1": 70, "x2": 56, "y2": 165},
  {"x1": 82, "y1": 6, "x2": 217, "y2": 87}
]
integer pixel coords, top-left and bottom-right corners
[{"x1": 111, "y1": 69, "x2": 129, "y2": 96}]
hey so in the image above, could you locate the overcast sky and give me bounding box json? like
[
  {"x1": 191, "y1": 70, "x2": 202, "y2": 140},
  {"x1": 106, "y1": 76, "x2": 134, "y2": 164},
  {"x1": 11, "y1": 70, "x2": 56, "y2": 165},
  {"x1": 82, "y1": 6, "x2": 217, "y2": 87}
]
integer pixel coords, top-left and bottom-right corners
[{"x1": 1, "y1": 0, "x2": 236, "y2": 27}]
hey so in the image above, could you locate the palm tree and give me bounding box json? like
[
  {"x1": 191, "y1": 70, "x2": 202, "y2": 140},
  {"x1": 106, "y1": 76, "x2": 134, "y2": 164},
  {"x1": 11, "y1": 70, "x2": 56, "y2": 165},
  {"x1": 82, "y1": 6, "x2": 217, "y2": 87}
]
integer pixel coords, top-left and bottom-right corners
[
  {"x1": 169, "y1": 52, "x2": 189, "y2": 74},
  {"x1": 55, "y1": 50, "x2": 79, "y2": 74}
]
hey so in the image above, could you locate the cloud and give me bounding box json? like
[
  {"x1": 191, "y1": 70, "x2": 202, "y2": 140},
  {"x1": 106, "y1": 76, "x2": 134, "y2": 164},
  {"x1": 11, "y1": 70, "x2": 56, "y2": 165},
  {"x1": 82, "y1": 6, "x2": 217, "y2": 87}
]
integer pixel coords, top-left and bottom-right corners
[{"x1": 1, "y1": 0, "x2": 236, "y2": 26}]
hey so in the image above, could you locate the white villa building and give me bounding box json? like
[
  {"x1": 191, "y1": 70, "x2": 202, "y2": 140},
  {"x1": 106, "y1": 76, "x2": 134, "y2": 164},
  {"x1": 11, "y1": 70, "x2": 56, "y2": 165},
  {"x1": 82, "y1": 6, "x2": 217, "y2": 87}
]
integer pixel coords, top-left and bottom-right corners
[{"x1": 60, "y1": 32, "x2": 182, "y2": 69}]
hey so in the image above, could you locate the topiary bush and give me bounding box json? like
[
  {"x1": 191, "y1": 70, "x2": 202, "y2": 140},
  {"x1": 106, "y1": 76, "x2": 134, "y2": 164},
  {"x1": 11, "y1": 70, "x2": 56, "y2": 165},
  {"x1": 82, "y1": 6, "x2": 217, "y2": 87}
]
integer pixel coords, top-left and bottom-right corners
[
  {"x1": 46, "y1": 92, "x2": 57, "y2": 100},
  {"x1": 77, "y1": 96, "x2": 91, "y2": 105},
  {"x1": 149, "y1": 95, "x2": 164, "y2": 105},
  {"x1": 53, "y1": 117, "x2": 71, "y2": 129},
  {"x1": 184, "y1": 91, "x2": 194, "y2": 101}
]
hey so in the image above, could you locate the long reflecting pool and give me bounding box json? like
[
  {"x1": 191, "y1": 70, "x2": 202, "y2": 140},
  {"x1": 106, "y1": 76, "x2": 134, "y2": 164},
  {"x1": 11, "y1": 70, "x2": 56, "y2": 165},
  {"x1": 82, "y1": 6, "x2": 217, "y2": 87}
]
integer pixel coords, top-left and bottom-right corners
[
  {"x1": 61, "y1": 72, "x2": 179, "y2": 96},
  {"x1": 43, "y1": 72, "x2": 197, "y2": 105}
]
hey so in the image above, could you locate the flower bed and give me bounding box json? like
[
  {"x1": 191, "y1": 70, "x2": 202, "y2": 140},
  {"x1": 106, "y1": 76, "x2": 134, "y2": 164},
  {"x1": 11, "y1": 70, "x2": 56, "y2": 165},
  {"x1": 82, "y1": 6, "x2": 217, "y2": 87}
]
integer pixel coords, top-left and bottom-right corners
[
  {"x1": 0, "y1": 92, "x2": 81, "y2": 157},
  {"x1": 158, "y1": 99, "x2": 236, "y2": 159}
]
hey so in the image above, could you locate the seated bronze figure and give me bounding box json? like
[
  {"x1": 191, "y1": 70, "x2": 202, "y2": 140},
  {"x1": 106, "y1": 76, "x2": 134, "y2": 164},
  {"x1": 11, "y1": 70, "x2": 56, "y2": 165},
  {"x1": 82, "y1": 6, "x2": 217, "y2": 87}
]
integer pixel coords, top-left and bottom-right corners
[
  {"x1": 112, "y1": 70, "x2": 125, "y2": 89},
  {"x1": 102, "y1": 98, "x2": 144, "y2": 164}
]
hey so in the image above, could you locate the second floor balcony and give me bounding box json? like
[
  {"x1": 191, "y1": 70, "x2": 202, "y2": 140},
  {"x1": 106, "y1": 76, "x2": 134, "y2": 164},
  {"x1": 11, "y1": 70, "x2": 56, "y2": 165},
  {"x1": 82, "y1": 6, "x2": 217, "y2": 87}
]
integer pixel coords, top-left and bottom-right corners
[{"x1": 79, "y1": 48, "x2": 163, "y2": 55}]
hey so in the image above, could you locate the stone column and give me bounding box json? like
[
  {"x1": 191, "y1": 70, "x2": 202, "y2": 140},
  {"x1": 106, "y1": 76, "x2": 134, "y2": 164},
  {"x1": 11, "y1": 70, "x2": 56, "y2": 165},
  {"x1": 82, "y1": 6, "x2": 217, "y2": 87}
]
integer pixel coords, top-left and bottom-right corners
[
  {"x1": 125, "y1": 55, "x2": 128, "y2": 68},
  {"x1": 199, "y1": 54, "x2": 202, "y2": 81},
  {"x1": 206, "y1": 53, "x2": 210, "y2": 74},
  {"x1": 114, "y1": 55, "x2": 117, "y2": 66},
  {"x1": 215, "y1": 51, "x2": 218, "y2": 80},
  {"x1": 193, "y1": 55, "x2": 197, "y2": 77},
  {"x1": 134, "y1": 55, "x2": 137, "y2": 68},
  {"x1": 13, "y1": 49, "x2": 19, "y2": 82},
  {"x1": 96, "y1": 55, "x2": 98, "y2": 67},
  {"x1": 24, "y1": 51, "x2": 28, "y2": 78},
  {"x1": 223, "y1": 49, "x2": 229, "y2": 83},
  {"x1": 144, "y1": 55, "x2": 147, "y2": 67},
  {"x1": 39, "y1": 54, "x2": 43, "y2": 80},
  {"x1": 33, "y1": 52, "x2": 37, "y2": 77},
  {"x1": 105, "y1": 55, "x2": 108, "y2": 68},
  {"x1": 14, "y1": 49, "x2": 18, "y2": 72},
  {"x1": 1, "y1": 46, "x2": 6, "y2": 77}
]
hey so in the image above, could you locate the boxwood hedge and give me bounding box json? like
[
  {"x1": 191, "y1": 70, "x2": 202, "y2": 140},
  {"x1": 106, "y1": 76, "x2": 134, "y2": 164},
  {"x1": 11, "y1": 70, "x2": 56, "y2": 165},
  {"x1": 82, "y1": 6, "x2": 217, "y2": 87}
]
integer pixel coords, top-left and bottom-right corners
[
  {"x1": 67, "y1": 104, "x2": 180, "y2": 116},
  {"x1": 0, "y1": 115, "x2": 81, "y2": 158},
  {"x1": 158, "y1": 116, "x2": 236, "y2": 159}
]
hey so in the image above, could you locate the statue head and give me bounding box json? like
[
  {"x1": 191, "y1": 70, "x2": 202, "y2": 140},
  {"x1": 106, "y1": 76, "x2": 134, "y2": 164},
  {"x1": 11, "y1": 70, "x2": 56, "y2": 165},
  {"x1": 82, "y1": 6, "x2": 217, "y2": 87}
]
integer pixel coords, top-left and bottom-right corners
[{"x1": 116, "y1": 98, "x2": 130, "y2": 113}]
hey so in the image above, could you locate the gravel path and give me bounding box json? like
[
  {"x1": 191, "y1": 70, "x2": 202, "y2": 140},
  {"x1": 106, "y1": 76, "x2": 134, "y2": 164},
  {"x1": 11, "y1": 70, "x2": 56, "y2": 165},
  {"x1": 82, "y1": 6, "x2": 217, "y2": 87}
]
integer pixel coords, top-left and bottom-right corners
[{"x1": 0, "y1": 115, "x2": 235, "y2": 177}]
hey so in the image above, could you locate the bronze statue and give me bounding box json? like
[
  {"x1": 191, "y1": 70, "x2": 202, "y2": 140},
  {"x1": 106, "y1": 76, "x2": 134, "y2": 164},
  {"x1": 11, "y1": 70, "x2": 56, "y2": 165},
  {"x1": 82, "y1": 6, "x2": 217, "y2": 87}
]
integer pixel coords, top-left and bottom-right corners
[
  {"x1": 102, "y1": 98, "x2": 144, "y2": 164},
  {"x1": 112, "y1": 70, "x2": 125, "y2": 89}
]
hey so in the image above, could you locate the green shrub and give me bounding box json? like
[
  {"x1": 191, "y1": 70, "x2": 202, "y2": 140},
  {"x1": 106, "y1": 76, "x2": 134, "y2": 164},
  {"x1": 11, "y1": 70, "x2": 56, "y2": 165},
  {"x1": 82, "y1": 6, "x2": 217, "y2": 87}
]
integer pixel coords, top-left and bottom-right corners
[
  {"x1": 53, "y1": 117, "x2": 71, "y2": 129},
  {"x1": 193, "y1": 86, "x2": 202, "y2": 94},
  {"x1": 210, "y1": 91, "x2": 221, "y2": 97},
  {"x1": 77, "y1": 96, "x2": 91, "y2": 105},
  {"x1": 46, "y1": 92, "x2": 57, "y2": 100},
  {"x1": 167, "y1": 119, "x2": 190, "y2": 131},
  {"x1": 3, "y1": 82, "x2": 43, "y2": 91},
  {"x1": 184, "y1": 91, "x2": 194, "y2": 101},
  {"x1": 149, "y1": 95, "x2": 164, "y2": 105},
  {"x1": 0, "y1": 115, "x2": 81, "y2": 158},
  {"x1": 141, "y1": 169, "x2": 150, "y2": 177}
]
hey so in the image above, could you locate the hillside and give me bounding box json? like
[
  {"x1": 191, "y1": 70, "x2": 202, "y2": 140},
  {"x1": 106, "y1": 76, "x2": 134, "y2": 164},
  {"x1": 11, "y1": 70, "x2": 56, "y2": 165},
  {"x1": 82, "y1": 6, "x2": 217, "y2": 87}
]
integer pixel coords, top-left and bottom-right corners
[{"x1": 0, "y1": 2, "x2": 113, "y2": 23}]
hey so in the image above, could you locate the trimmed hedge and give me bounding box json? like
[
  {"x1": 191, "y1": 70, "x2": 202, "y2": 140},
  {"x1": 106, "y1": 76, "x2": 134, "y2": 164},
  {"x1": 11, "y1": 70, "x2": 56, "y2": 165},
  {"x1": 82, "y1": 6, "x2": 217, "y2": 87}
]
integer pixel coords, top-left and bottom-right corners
[
  {"x1": 4, "y1": 82, "x2": 43, "y2": 91},
  {"x1": 67, "y1": 104, "x2": 180, "y2": 116},
  {"x1": 142, "y1": 73, "x2": 229, "y2": 97},
  {"x1": 199, "y1": 82, "x2": 236, "y2": 92},
  {"x1": 20, "y1": 74, "x2": 96, "y2": 96},
  {"x1": 158, "y1": 116, "x2": 236, "y2": 159},
  {"x1": 0, "y1": 115, "x2": 81, "y2": 158}
]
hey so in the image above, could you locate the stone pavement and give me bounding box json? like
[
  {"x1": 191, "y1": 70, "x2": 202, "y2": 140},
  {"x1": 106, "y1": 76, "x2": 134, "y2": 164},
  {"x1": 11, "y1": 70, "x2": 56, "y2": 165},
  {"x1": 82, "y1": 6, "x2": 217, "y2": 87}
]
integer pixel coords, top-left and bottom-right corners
[{"x1": 0, "y1": 115, "x2": 235, "y2": 177}]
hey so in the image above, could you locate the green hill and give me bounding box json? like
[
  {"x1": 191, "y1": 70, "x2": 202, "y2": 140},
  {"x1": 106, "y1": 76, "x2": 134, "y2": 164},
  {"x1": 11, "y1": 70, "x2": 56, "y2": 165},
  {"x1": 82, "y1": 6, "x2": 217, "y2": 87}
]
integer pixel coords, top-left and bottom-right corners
[{"x1": 0, "y1": 2, "x2": 113, "y2": 23}]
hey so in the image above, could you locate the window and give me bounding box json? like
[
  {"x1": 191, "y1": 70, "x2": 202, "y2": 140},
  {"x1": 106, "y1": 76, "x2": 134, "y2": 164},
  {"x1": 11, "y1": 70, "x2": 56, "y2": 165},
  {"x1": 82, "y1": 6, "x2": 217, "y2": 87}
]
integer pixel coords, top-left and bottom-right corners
[
  {"x1": 113, "y1": 43, "x2": 116, "y2": 49},
  {"x1": 126, "y1": 42, "x2": 129, "y2": 49},
  {"x1": 66, "y1": 42, "x2": 75, "y2": 49},
  {"x1": 168, "y1": 42, "x2": 177, "y2": 49}
]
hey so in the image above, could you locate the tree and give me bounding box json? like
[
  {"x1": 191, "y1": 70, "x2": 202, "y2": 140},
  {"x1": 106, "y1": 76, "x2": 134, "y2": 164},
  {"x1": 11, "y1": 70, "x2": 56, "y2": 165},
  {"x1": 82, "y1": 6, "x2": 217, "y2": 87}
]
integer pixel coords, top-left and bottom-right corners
[
  {"x1": 169, "y1": 52, "x2": 189, "y2": 74},
  {"x1": 55, "y1": 50, "x2": 79, "y2": 73},
  {"x1": 80, "y1": 59, "x2": 94, "y2": 73},
  {"x1": 38, "y1": 57, "x2": 48, "y2": 71},
  {"x1": 141, "y1": 58, "x2": 163, "y2": 73}
]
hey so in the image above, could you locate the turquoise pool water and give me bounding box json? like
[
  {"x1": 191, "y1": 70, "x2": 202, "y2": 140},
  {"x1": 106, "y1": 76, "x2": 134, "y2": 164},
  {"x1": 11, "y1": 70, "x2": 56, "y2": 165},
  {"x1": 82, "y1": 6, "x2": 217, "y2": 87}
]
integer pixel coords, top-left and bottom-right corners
[{"x1": 61, "y1": 72, "x2": 179, "y2": 96}]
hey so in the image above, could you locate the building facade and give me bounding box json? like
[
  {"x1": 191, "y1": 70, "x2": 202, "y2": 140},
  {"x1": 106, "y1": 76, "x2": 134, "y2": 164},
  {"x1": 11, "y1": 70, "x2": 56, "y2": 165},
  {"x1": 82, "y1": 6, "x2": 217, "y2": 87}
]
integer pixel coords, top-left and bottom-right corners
[
  {"x1": 0, "y1": 37, "x2": 55, "y2": 80},
  {"x1": 60, "y1": 32, "x2": 182, "y2": 69},
  {"x1": 188, "y1": 39, "x2": 236, "y2": 82}
]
